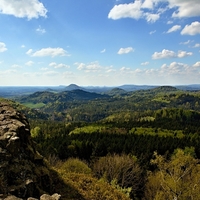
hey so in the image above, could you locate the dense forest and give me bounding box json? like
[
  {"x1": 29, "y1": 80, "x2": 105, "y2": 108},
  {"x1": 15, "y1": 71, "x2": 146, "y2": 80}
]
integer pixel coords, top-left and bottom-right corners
[{"x1": 1, "y1": 85, "x2": 200, "y2": 199}]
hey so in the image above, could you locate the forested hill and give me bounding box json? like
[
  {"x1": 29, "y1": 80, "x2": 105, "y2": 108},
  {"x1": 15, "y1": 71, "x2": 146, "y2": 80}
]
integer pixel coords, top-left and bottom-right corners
[
  {"x1": 16, "y1": 89, "x2": 109, "y2": 103},
  {"x1": 2, "y1": 86, "x2": 200, "y2": 199},
  {"x1": 11, "y1": 85, "x2": 200, "y2": 122}
]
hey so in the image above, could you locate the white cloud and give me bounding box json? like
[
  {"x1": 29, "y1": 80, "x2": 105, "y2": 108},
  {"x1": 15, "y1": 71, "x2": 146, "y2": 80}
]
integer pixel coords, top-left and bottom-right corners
[
  {"x1": 152, "y1": 49, "x2": 192, "y2": 59},
  {"x1": 193, "y1": 62, "x2": 200, "y2": 68},
  {"x1": 141, "y1": 62, "x2": 149, "y2": 66},
  {"x1": 108, "y1": 1, "x2": 143, "y2": 20},
  {"x1": 0, "y1": 0, "x2": 47, "y2": 20},
  {"x1": 49, "y1": 62, "x2": 70, "y2": 69},
  {"x1": 25, "y1": 61, "x2": 34, "y2": 66},
  {"x1": 118, "y1": 47, "x2": 134, "y2": 55},
  {"x1": 152, "y1": 49, "x2": 176, "y2": 59},
  {"x1": 177, "y1": 51, "x2": 192, "y2": 58},
  {"x1": 0, "y1": 42, "x2": 7, "y2": 52},
  {"x1": 168, "y1": 0, "x2": 200, "y2": 18},
  {"x1": 160, "y1": 62, "x2": 189, "y2": 74},
  {"x1": 27, "y1": 48, "x2": 70, "y2": 57},
  {"x1": 108, "y1": 1, "x2": 161, "y2": 23},
  {"x1": 145, "y1": 13, "x2": 160, "y2": 23},
  {"x1": 36, "y1": 26, "x2": 46, "y2": 34},
  {"x1": 167, "y1": 20, "x2": 173, "y2": 24},
  {"x1": 180, "y1": 40, "x2": 192, "y2": 45},
  {"x1": 142, "y1": 0, "x2": 157, "y2": 9},
  {"x1": 193, "y1": 43, "x2": 200, "y2": 48},
  {"x1": 149, "y1": 30, "x2": 156, "y2": 35},
  {"x1": 26, "y1": 49, "x2": 33, "y2": 55},
  {"x1": 181, "y1": 21, "x2": 200, "y2": 35},
  {"x1": 120, "y1": 66, "x2": 131, "y2": 72},
  {"x1": 167, "y1": 25, "x2": 181, "y2": 33},
  {"x1": 75, "y1": 61, "x2": 102, "y2": 72},
  {"x1": 108, "y1": 0, "x2": 200, "y2": 24},
  {"x1": 106, "y1": 68, "x2": 116, "y2": 73}
]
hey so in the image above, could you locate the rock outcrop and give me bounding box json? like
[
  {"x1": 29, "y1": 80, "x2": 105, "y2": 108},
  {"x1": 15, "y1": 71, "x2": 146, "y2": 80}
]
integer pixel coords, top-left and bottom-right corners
[{"x1": 0, "y1": 103, "x2": 57, "y2": 199}]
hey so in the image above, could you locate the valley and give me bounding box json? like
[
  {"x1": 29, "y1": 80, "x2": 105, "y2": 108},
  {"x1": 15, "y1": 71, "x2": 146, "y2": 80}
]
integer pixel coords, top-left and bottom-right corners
[{"x1": 1, "y1": 84, "x2": 200, "y2": 199}]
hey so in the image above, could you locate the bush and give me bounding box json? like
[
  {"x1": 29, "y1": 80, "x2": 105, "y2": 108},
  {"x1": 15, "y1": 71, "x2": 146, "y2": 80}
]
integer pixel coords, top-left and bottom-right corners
[
  {"x1": 92, "y1": 154, "x2": 143, "y2": 197},
  {"x1": 59, "y1": 158, "x2": 92, "y2": 175}
]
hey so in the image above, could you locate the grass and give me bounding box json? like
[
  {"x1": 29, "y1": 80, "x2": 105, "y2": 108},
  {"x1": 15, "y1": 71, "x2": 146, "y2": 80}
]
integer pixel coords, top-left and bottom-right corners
[{"x1": 23, "y1": 102, "x2": 45, "y2": 109}]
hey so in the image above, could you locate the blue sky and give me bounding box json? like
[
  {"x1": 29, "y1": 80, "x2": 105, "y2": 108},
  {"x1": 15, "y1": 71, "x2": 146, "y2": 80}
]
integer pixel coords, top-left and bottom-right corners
[{"x1": 0, "y1": 0, "x2": 200, "y2": 86}]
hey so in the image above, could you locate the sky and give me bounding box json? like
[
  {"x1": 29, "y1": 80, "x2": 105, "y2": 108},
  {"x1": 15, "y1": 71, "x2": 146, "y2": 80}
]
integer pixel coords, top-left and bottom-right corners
[{"x1": 0, "y1": 0, "x2": 200, "y2": 86}]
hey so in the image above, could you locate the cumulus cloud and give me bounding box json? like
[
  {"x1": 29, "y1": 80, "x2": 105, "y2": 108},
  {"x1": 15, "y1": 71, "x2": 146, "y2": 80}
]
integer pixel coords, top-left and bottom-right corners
[
  {"x1": 26, "y1": 49, "x2": 33, "y2": 55},
  {"x1": 181, "y1": 21, "x2": 200, "y2": 35},
  {"x1": 108, "y1": 1, "x2": 143, "y2": 20},
  {"x1": 120, "y1": 66, "x2": 131, "y2": 71},
  {"x1": 141, "y1": 0, "x2": 158, "y2": 9},
  {"x1": 168, "y1": 0, "x2": 200, "y2": 18},
  {"x1": 160, "y1": 62, "x2": 189, "y2": 74},
  {"x1": 118, "y1": 47, "x2": 134, "y2": 54},
  {"x1": 193, "y1": 43, "x2": 200, "y2": 48},
  {"x1": 49, "y1": 62, "x2": 70, "y2": 69},
  {"x1": 177, "y1": 51, "x2": 193, "y2": 58},
  {"x1": 0, "y1": 0, "x2": 47, "y2": 20},
  {"x1": 120, "y1": 61, "x2": 200, "y2": 84},
  {"x1": 108, "y1": 0, "x2": 200, "y2": 23},
  {"x1": 0, "y1": 42, "x2": 7, "y2": 52},
  {"x1": 167, "y1": 25, "x2": 181, "y2": 33},
  {"x1": 145, "y1": 13, "x2": 160, "y2": 23},
  {"x1": 27, "y1": 47, "x2": 70, "y2": 57},
  {"x1": 141, "y1": 62, "x2": 149, "y2": 66},
  {"x1": 25, "y1": 61, "x2": 34, "y2": 66},
  {"x1": 75, "y1": 61, "x2": 102, "y2": 72},
  {"x1": 152, "y1": 49, "x2": 192, "y2": 59},
  {"x1": 152, "y1": 49, "x2": 176, "y2": 59},
  {"x1": 193, "y1": 62, "x2": 200, "y2": 68}
]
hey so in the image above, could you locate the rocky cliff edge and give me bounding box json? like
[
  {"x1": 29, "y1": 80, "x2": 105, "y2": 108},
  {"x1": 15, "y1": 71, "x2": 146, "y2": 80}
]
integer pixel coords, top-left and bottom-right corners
[{"x1": 0, "y1": 102, "x2": 59, "y2": 199}]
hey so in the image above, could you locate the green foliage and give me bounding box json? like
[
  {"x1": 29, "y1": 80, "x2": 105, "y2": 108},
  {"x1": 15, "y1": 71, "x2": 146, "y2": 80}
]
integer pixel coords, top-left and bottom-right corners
[
  {"x1": 111, "y1": 179, "x2": 132, "y2": 198},
  {"x1": 3, "y1": 87, "x2": 200, "y2": 199},
  {"x1": 59, "y1": 158, "x2": 92, "y2": 175},
  {"x1": 14, "y1": 86, "x2": 200, "y2": 122},
  {"x1": 69, "y1": 125, "x2": 107, "y2": 135},
  {"x1": 30, "y1": 126, "x2": 41, "y2": 138},
  {"x1": 56, "y1": 173, "x2": 130, "y2": 200},
  {"x1": 129, "y1": 127, "x2": 184, "y2": 138},
  {"x1": 92, "y1": 154, "x2": 143, "y2": 198},
  {"x1": 145, "y1": 148, "x2": 200, "y2": 200}
]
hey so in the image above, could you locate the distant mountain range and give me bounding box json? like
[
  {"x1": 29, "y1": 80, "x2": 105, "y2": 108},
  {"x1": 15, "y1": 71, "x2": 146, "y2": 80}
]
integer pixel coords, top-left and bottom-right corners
[{"x1": 1, "y1": 84, "x2": 200, "y2": 98}]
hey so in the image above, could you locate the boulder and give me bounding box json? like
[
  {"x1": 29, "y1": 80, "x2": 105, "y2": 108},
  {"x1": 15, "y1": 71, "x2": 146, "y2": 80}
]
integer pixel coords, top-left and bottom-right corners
[{"x1": 0, "y1": 103, "x2": 55, "y2": 199}]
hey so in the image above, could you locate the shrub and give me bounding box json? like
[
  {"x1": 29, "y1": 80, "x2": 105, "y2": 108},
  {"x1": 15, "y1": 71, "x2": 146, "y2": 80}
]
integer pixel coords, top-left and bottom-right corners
[
  {"x1": 59, "y1": 158, "x2": 92, "y2": 175},
  {"x1": 92, "y1": 154, "x2": 143, "y2": 197}
]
